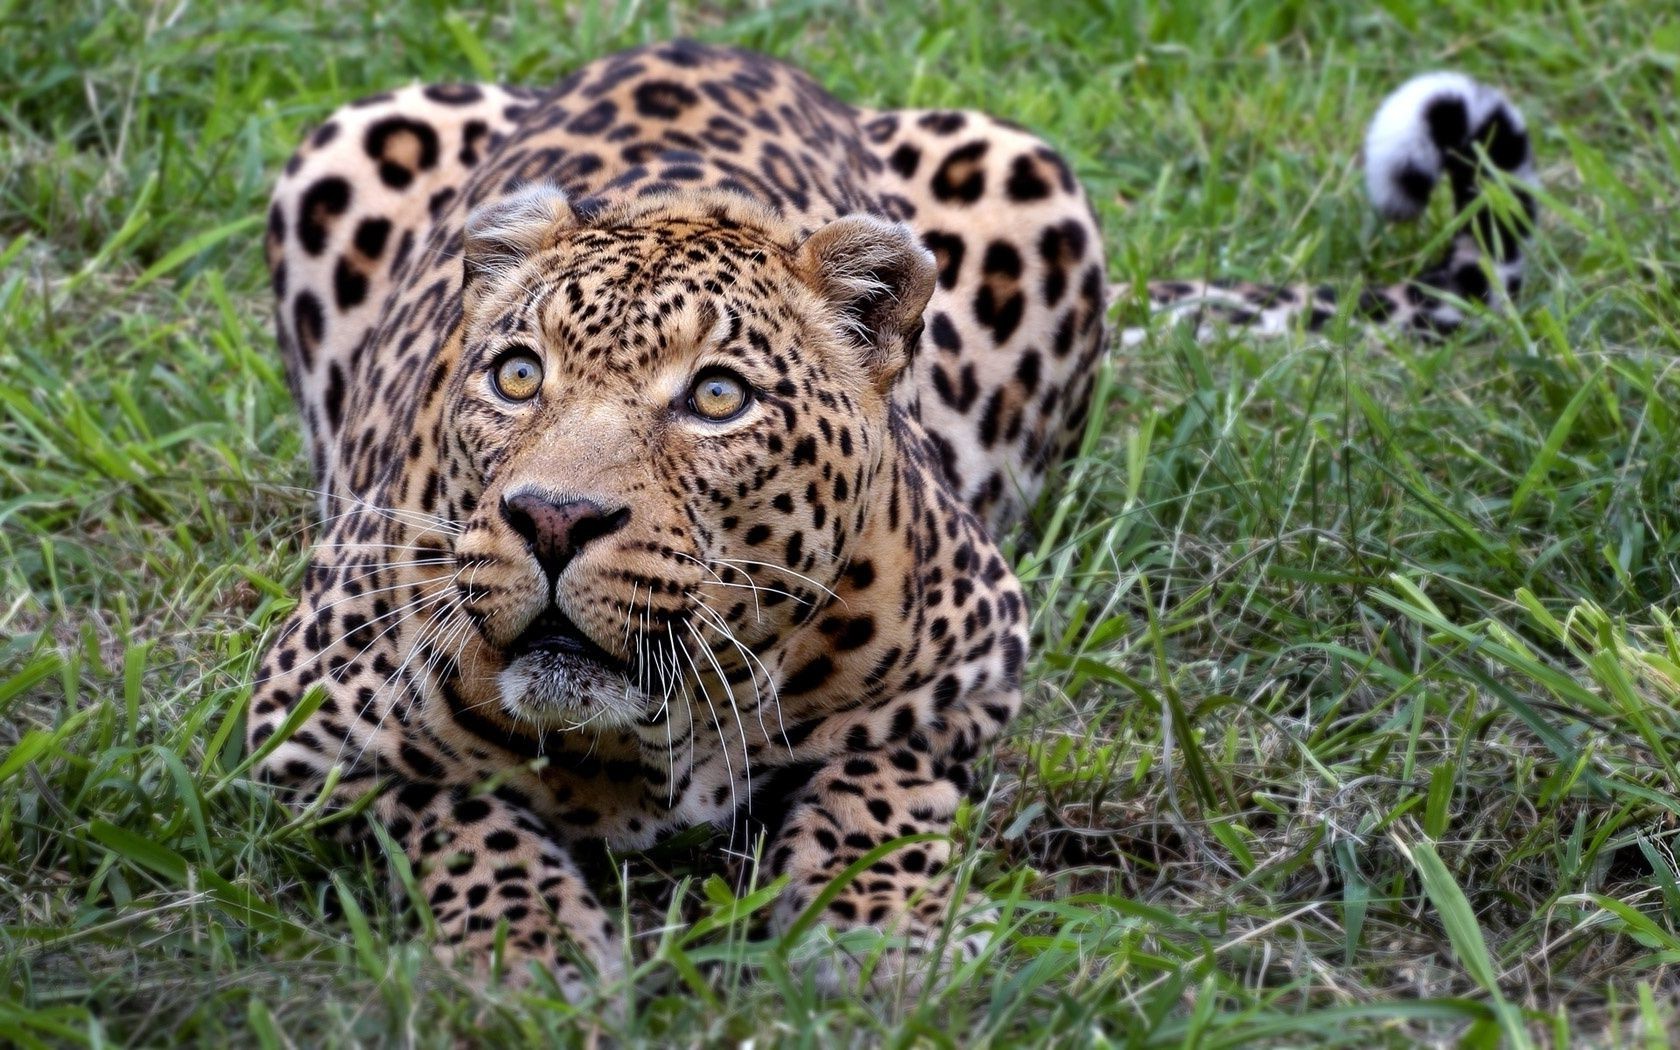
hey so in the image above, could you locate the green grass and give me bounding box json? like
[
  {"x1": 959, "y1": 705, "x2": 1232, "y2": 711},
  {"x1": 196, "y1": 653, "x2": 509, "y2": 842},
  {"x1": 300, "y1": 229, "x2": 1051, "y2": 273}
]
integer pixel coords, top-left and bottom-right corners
[{"x1": 4, "y1": 0, "x2": 1680, "y2": 1044}]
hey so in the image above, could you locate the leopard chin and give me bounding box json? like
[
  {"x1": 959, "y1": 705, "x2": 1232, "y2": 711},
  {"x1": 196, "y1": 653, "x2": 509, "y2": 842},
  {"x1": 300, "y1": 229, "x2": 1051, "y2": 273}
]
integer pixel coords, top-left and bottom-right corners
[{"x1": 496, "y1": 650, "x2": 647, "y2": 731}]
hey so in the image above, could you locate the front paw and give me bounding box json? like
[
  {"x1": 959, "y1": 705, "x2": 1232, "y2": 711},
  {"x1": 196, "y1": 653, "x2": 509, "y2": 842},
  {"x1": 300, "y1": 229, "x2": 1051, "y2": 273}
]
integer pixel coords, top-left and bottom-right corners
[
  {"x1": 782, "y1": 889, "x2": 992, "y2": 994},
  {"x1": 432, "y1": 917, "x2": 622, "y2": 1001}
]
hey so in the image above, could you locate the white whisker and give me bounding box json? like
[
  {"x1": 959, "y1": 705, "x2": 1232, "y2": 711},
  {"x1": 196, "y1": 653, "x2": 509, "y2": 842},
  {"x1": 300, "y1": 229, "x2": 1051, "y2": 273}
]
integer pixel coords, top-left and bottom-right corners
[
  {"x1": 712, "y1": 556, "x2": 844, "y2": 607},
  {"x1": 688, "y1": 597, "x2": 788, "y2": 754}
]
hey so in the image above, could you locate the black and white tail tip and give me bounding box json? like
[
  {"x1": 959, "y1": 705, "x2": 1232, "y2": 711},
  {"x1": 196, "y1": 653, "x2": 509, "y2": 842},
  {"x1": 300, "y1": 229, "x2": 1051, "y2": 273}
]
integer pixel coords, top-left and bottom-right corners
[
  {"x1": 1363, "y1": 71, "x2": 1538, "y2": 310},
  {"x1": 1126, "y1": 71, "x2": 1539, "y2": 344}
]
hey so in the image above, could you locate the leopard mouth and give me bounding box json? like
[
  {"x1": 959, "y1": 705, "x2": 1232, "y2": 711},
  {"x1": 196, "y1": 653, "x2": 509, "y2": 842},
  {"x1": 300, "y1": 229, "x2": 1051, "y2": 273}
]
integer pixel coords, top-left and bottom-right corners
[
  {"x1": 508, "y1": 606, "x2": 625, "y2": 672},
  {"x1": 497, "y1": 605, "x2": 642, "y2": 730}
]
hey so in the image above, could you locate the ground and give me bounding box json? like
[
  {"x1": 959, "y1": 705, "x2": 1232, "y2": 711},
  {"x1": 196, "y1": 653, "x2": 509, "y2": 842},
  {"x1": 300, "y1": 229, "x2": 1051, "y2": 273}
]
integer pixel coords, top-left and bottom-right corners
[{"x1": 3, "y1": 1, "x2": 1679, "y2": 1046}]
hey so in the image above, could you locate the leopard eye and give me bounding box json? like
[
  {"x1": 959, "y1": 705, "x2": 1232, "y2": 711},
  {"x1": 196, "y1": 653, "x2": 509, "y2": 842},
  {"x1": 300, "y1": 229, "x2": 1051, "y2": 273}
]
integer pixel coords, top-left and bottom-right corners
[
  {"x1": 493, "y1": 348, "x2": 543, "y2": 401},
  {"x1": 687, "y1": 368, "x2": 751, "y2": 422}
]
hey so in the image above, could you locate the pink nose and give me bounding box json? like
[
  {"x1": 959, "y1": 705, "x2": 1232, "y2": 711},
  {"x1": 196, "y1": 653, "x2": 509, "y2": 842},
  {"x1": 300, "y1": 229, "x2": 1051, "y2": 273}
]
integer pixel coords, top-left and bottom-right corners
[{"x1": 500, "y1": 492, "x2": 629, "y2": 578}]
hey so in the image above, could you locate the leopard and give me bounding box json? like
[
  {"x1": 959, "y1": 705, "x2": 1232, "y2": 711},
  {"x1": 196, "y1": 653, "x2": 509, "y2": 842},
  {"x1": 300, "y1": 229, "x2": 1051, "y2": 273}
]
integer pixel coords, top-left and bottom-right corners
[{"x1": 249, "y1": 40, "x2": 1537, "y2": 998}]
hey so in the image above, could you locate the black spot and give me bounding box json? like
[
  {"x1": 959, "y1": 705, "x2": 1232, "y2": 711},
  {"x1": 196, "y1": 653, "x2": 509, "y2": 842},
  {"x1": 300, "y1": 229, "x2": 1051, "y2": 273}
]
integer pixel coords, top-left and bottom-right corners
[
  {"x1": 982, "y1": 240, "x2": 1021, "y2": 278},
  {"x1": 1393, "y1": 164, "x2": 1435, "y2": 208},
  {"x1": 1453, "y1": 262, "x2": 1490, "y2": 300},
  {"x1": 862, "y1": 114, "x2": 899, "y2": 144},
  {"x1": 1479, "y1": 108, "x2": 1529, "y2": 171},
  {"x1": 266, "y1": 201, "x2": 286, "y2": 248},
  {"x1": 634, "y1": 79, "x2": 699, "y2": 120},
  {"x1": 932, "y1": 675, "x2": 961, "y2": 710},
  {"x1": 1356, "y1": 288, "x2": 1395, "y2": 322},
  {"x1": 400, "y1": 744, "x2": 443, "y2": 779},
  {"x1": 784, "y1": 656, "x2": 835, "y2": 695},
  {"x1": 352, "y1": 217, "x2": 391, "y2": 259},
  {"x1": 324, "y1": 363, "x2": 346, "y2": 433},
  {"x1": 297, "y1": 176, "x2": 352, "y2": 256},
  {"x1": 1423, "y1": 96, "x2": 1470, "y2": 151},
  {"x1": 423, "y1": 83, "x2": 484, "y2": 105},
  {"x1": 847, "y1": 560, "x2": 876, "y2": 589},
  {"x1": 1037, "y1": 221, "x2": 1086, "y2": 304},
  {"x1": 824, "y1": 614, "x2": 876, "y2": 651},
  {"x1": 333, "y1": 258, "x2": 367, "y2": 310},
  {"x1": 916, "y1": 111, "x2": 967, "y2": 135},
  {"x1": 657, "y1": 40, "x2": 708, "y2": 67},
  {"x1": 932, "y1": 363, "x2": 978, "y2": 412},
  {"x1": 397, "y1": 781, "x2": 440, "y2": 813},
  {"x1": 931, "y1": 141, "x2": 988, "y2": 203},
  {"x1": 888, "y1": 144, "x2": 921, "y2": 178},
  {"x1": 975, "y1": 254, "x2": 1024, "y2": 343},
  {"x1": 922, "y1": 231, "x2": 966, "y2": 290},
  {"x1": 1000, "y1": 634, "x2": 1025, "y2": 684},
  {"x1": 1016, "y1": 350, "x2": 1041, "y2": 394},
  {"x1": 1006, "y1": 154, "x2": 1051, "y2": 200},
  {"x1": 291, "y1": 291, "x2": 324, "y2": 370},
  {"x1": 567, "y1": 99, "x2": 617, "y2": 135},
  {"x1": 929, "y1": 311, "x2": 960, "y2": 352},
  {"x1": 364, "y1": 117, "x2": 440, "y2": 190},
  {"x1": 460, "y1": 119, "x2": 491, "y2": 165}
]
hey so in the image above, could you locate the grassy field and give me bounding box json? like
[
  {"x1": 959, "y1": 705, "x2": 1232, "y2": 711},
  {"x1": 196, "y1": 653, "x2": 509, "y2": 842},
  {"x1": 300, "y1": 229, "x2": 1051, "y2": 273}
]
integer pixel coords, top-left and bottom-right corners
[{"x1": 5, "y1": 0, "x2": 1680, "y2": 1045}]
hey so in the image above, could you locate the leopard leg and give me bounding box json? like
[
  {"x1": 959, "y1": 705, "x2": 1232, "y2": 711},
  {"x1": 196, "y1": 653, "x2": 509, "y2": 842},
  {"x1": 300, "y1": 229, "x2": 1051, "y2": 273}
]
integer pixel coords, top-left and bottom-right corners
[
  {"x1": 249, "y1": 538, "x2": 618, "y2": 997},
  {"x1": 765, "y1": 750, "x2": 988, "y2": 992},
  {"x1": 375, "y1": 781, "x2": 620, "y2": 996}
]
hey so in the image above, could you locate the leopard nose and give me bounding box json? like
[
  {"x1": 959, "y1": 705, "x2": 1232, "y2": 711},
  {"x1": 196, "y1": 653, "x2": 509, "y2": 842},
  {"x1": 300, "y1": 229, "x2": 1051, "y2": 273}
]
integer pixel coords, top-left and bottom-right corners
[{"x1": 500, "y1": 492, "x2": 629, "y2": 579}]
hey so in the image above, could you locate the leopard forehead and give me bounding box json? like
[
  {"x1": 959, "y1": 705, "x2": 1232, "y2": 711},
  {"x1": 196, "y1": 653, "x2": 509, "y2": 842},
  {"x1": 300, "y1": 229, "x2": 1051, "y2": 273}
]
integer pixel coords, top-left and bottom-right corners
[{"x1": 463, "y1": 216, "x2": 847, "y2": 388}]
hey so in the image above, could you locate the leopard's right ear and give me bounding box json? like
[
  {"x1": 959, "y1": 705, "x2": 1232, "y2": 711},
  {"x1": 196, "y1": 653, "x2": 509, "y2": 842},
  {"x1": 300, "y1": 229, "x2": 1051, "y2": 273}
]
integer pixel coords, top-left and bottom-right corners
[
  {"x1": 795, "y1": 214, "x2": 936, "y2": 394},
  {"x1": 462, "y1": 183, "x2": 575, "y2": 300}
]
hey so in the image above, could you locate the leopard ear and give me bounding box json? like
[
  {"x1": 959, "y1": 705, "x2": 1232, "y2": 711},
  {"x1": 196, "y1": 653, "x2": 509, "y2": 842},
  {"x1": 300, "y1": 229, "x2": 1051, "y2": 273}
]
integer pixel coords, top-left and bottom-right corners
[
  {"x1": 462, "y1": 183, "x2": 575, "y2": 300},
  {"x1": 796, "y1": 215, "x2": 936, "y2": 392}
]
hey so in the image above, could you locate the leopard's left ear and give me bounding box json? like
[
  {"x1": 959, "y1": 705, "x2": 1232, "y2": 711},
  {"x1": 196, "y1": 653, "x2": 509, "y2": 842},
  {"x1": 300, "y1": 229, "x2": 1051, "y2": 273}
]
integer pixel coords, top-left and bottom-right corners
[
  {"x1": 462, "y1": 183, "x2": 575, "y2": 303},
  {"x1": 796, "y1": 215, "x2": 936, "y2": 392}
]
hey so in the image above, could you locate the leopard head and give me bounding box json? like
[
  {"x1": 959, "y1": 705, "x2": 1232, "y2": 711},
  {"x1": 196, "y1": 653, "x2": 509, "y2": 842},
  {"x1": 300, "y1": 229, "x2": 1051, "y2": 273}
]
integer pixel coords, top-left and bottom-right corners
[{"x1": 439, "y1": 185, "x2": 934, "y2": 731}]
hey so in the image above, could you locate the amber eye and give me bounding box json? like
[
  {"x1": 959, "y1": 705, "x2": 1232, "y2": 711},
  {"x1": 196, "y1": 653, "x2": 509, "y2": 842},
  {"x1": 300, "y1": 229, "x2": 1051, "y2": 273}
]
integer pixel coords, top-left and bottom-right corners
[
  {"x1": 492, "y1": 349, "x2": 543, "y2": 401},
  {"x1": 687, "y1": 368, "x2": 751, "y2": 422}
]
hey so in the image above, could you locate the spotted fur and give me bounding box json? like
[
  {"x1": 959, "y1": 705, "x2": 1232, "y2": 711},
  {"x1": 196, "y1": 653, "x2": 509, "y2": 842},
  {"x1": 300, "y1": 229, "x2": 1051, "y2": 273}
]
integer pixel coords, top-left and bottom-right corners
[
  {"x1": 251, "y1": 45, "x2": 1536, "y2": 995},
  {"x1": 253, "y1": 40, "x2": 1100, "y2": 993}
]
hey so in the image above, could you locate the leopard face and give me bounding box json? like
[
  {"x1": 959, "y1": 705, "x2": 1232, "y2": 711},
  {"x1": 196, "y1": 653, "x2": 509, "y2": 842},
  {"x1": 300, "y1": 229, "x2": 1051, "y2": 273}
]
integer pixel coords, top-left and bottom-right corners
[{"x1": 443, "y1": 187, "x2": 934, "y2": 731}]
